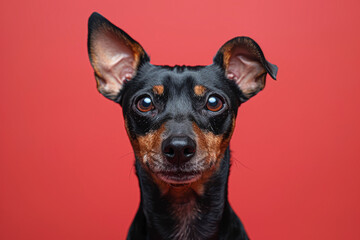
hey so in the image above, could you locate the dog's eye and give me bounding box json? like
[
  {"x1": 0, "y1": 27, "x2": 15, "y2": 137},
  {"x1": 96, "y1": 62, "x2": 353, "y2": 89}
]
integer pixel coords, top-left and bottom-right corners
[
  {"x1": 206, "y1": 95, "x2": 223, "y2": 112},
  {"x1": 137, "y1": 97, "x2": 154, "y2": 112}
]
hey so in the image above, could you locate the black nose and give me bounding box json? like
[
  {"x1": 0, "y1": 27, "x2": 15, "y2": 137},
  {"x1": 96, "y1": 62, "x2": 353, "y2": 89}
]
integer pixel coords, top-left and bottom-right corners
[{"x1": 162, "y1": 136, "x2": 196, "y2": 165}]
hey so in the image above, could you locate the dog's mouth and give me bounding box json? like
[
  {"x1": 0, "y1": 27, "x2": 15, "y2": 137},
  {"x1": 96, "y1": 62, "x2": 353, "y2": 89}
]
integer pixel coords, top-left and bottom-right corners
[{"x1": 156, "y1": 171, "x2": 202, "y2": 185}]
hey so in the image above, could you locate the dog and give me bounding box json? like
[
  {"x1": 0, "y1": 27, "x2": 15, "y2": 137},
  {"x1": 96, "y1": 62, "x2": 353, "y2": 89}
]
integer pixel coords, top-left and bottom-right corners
[{"x1": 87, "y1": 12, "x2": 278, "y2": 240}]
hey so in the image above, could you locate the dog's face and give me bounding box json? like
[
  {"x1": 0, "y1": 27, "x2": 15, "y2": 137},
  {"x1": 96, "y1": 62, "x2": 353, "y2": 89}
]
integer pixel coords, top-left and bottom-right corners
[
  {"x1": 88, "y1": 13, "x2": 277, "y2": 193},
  {"x1": 120, "y1": 64, "x2": 239, "y2": 188}
]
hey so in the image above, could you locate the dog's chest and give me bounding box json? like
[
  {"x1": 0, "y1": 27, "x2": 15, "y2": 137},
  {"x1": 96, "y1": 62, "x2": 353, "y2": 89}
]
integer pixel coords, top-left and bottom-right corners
[{"x1": 171, "y1": 199, "x2": 202, "y2": 240}]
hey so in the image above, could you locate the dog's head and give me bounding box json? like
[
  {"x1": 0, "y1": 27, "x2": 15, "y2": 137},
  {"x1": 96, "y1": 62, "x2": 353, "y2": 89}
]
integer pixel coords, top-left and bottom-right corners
[{"x1": 87, "y1": 13, "x2": 277, "y2": 193}]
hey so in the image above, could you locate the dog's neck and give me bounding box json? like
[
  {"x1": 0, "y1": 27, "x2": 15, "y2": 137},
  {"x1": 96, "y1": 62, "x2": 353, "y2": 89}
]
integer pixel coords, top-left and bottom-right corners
[{"x1": 134, "y1": 148, "x2": 231, "y2": 240}]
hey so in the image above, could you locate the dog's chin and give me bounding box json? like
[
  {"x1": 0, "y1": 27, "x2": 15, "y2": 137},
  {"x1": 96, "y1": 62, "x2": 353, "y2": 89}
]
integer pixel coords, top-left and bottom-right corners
[{"x1": 156, "y1": 171, "x2": 202, "y2": 186}]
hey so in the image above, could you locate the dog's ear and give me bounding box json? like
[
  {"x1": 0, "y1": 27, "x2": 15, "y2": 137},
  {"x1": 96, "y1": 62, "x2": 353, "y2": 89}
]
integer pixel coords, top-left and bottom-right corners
[
  {"x1": 213, "y1": 37, "x2": 278, "y2": 103},
  {"x1": 87, "y1": 12, "x2": 149, "y2": 102}
]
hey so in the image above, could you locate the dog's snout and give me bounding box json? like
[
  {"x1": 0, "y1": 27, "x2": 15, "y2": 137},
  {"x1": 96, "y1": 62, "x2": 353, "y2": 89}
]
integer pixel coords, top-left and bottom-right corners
[{"x1": 162, "y1": 136, "x2": 196, "y2": 165}]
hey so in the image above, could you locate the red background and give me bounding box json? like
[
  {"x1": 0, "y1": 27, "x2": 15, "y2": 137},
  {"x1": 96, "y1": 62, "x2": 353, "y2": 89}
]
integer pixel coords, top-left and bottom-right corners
[{"x1": 1, "y1": 0, "x2": 360, "y2": 239}]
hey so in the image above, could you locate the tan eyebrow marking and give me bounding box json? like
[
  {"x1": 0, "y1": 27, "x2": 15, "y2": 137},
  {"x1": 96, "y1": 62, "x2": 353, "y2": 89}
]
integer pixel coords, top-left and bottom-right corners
[
  {"x1": 152, "y1": 85, "x2": 164, "y2": 95},
  {"x1": 194, "y1": 85, "x2": 206, "y2": 96}
]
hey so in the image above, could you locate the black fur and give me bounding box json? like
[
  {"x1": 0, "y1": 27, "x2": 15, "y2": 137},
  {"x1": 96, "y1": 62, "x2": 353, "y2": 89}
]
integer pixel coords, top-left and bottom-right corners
[
  {"x1": 87, "y1": 12, "x2": 278, "y2": 240},
  {"x1": 121, "y1": 63, "x2": 239, "y2": 137},
  {"x1": 121, "y1": 63, "x2": 248, "y2": 239},
  {"x1": 127, "y1": 148, "x2": 249, "y2": 240}
]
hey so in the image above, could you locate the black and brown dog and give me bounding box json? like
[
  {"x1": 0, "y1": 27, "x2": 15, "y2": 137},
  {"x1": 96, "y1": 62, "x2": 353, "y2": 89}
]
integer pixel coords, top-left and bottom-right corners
[{"x1": 87, "y1": 12, "x2": 277, "y2": 240}]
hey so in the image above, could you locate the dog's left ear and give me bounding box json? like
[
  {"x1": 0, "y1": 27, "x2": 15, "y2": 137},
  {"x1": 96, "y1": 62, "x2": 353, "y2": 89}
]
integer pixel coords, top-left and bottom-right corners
[
  {"x1": 213, "y1": 37, "x2": 278, "y2": 102},
  {"x1": 87, "y1": 12, "x2": 149, "y2": 102}
]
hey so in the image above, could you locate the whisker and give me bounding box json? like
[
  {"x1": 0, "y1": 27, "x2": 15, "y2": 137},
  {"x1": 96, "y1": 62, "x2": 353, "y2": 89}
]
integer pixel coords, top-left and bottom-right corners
[{"x1": 231, "y1": 154, "x2": 253, "y2": 171}]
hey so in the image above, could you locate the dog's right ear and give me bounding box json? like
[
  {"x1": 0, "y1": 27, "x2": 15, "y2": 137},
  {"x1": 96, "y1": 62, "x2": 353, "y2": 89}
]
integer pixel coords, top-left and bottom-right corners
[{"x1": 87, "y1": 12, "x2": 149, "y2": 102}]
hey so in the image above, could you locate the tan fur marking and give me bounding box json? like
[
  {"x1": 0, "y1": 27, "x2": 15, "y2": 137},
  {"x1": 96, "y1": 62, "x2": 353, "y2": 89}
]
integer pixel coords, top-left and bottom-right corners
[
  {"x1": 192, "y1": 119, "x2": 236, "y2": 175},
  {"x1": 125, "y1": 122, "x2": 166, "y2": 168},
  {"x1": 193, "y1": 123, "x2": 227, "y2": 166},
  {"x1": 194, "y1": 85, "x2": 206, "y2": 96},
  {"x1": 222, "y1": 46, "x2": 232, "y2": 70},
  {"x1": 155, "y1": 120, "x2": 237, "y2": 197},
  {"x1": 123, "y1": 121, "x2": 169, "y2": 195},
  {"x1": 153, "y1": 85, "x2": 164, "y2": 95},
  {"x1": 136, "y1": 125, "x2": 165, "y2": 165},
  {"x1": 126, "y1": 119, "x2": 236, "y2": 198}
]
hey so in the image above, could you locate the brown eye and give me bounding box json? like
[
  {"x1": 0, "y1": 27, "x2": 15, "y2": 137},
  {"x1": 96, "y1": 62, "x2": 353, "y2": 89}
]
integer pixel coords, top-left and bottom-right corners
[
  {"x1": 137, "y1": 96, "x2": 154, "y2": 112},
  {"x1": 206, "y1": 95, "x2": 223, "y2": 112}
]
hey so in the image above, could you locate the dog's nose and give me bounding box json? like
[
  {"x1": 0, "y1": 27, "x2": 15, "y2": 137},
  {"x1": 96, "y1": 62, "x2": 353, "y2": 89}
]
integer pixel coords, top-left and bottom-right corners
[{"x1": 162, "y1": 136, "x2": 196, "y2": 165}]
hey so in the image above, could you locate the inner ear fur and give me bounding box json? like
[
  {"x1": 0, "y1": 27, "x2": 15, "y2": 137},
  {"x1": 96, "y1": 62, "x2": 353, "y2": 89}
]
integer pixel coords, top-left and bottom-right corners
[
  {"x1": 87, "y1": 12, "x2": 149, "y2": 102},
  {"x1": 213, "y1": 37, "x2": 278, "y2": 102}
]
